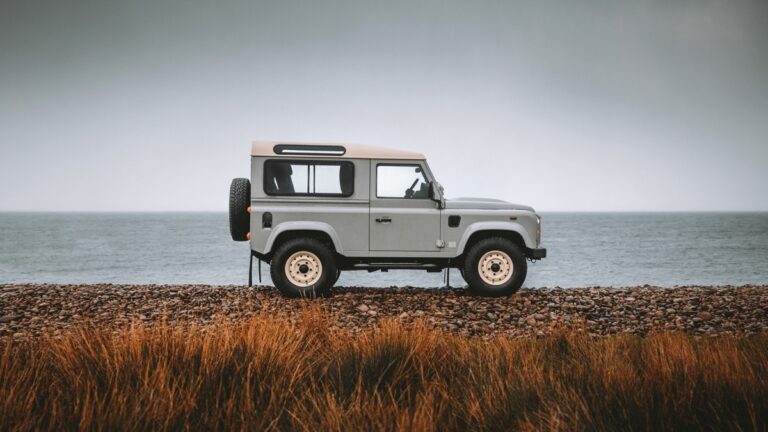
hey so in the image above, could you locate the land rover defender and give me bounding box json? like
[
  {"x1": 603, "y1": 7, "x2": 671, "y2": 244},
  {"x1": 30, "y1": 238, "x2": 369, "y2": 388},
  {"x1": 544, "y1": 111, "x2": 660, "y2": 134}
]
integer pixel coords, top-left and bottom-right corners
[{"x1": 229, "y1": 142, "x2": 546, "y2": 297}]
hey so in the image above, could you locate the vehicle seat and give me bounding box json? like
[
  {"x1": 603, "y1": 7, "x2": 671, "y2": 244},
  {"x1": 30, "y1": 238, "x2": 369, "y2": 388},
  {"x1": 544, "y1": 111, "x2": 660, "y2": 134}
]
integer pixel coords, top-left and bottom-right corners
[
  {"x1": 412, "y1": 182, "x2": 429, "y2": 199},
  {"x1": 265, "y1": 162, "x2": 295, "y2": 194},
  {"x1": 339, "y1": 163, "x2": 354, "y2": 196}
]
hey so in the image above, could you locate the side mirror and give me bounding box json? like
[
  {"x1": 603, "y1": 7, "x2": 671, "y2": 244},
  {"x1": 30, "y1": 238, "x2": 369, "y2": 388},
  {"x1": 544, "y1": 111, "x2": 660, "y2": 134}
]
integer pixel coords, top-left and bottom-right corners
[{"x1": 429, "y1": 181, "x2": 445, "y2": 209}]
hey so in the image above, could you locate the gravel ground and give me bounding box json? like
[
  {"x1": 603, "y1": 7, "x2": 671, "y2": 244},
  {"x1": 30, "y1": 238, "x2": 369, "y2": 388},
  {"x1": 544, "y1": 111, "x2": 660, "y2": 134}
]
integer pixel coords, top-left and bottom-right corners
[{"x1": 1, "y1": 284, "x2": 767, "y2": 339}]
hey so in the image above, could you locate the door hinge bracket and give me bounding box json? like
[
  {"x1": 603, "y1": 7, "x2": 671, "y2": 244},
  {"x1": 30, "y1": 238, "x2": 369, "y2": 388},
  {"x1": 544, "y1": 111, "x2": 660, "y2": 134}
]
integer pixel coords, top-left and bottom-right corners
[{"x1": 436, "y1": 239, "x2": 446, "y2": 248}]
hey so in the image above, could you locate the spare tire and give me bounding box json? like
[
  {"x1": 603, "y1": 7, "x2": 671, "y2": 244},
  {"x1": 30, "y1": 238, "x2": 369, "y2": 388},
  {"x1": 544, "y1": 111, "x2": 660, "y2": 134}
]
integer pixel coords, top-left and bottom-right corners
[{"x1": 229, "y1": 178, "x2": 251, "y2": 241}]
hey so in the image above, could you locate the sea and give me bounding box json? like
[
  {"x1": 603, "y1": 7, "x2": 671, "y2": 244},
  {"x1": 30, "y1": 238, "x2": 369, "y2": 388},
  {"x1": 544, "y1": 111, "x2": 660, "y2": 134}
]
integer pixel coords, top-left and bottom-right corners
[{"x1": 1, "y1": 212, "x2": 767, "y2": 288}]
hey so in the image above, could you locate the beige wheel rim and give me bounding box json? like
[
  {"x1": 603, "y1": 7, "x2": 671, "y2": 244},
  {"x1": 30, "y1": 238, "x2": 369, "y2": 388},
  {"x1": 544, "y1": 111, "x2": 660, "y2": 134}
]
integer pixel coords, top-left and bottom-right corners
[
  {"x1": 478, "y1": 250, "x2": 513, "y2": 286},
  {"x1": 285, "y1": 251, "x2": 323, "y2": 287}
]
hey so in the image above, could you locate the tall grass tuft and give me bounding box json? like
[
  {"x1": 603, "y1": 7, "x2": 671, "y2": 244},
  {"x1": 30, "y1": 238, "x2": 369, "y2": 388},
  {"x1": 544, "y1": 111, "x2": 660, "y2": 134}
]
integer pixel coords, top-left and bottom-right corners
[{"x1": 1, "y1": 310, "x2": 766, "y2": 431}]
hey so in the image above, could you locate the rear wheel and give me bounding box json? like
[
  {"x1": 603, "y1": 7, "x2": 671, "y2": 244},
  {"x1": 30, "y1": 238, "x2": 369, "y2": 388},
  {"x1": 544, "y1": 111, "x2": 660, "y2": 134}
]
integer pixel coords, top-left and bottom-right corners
[
  {"x1": 463, "y1": 237, "x2": 527, "y2": 296},
  {"x1": 270, "y1": 238, "x2": 337, "y2": 298},
  {"x1": 332, "y1": 269, "x2": 342, "y2": 286}
]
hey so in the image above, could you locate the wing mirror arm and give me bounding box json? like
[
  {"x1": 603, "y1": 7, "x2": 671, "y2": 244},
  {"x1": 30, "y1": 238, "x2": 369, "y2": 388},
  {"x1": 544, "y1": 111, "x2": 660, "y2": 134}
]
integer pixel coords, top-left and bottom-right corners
[{"x1": 429, "y1": 181, "x2": 445, "y2": 209}]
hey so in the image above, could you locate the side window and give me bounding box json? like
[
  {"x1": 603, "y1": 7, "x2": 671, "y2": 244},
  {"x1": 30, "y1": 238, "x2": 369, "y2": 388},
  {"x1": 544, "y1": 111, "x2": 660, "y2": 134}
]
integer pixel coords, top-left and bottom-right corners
[
  {"x1": 376, "y1": 164, "x2": 429, "y2": 199},
  {"x1": 264, "y1": 160, "x2": 354, "y2": 197}
]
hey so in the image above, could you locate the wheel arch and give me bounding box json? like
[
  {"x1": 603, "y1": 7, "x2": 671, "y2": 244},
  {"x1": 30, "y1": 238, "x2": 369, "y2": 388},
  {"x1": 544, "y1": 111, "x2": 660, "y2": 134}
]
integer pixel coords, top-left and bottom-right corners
[
  {"x1": 264, "y1": 222, "x2": 342, "y2": 256},
  {"x1": 456, "y1": 222, "x2": 533, "y2": 256}
]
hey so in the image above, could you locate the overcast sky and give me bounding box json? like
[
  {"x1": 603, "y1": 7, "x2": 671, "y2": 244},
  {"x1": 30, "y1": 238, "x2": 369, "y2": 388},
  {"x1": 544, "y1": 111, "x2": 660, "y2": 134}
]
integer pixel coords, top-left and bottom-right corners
[{"x1": 1, "y1": 0, "x2": 766, "y2": 211}]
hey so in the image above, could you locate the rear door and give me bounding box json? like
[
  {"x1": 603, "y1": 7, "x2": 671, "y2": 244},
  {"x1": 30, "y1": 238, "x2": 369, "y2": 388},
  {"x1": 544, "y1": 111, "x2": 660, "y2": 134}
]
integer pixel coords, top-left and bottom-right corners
[{"x1": 369, "y1": 161, "x2": 441, "y2": 252}]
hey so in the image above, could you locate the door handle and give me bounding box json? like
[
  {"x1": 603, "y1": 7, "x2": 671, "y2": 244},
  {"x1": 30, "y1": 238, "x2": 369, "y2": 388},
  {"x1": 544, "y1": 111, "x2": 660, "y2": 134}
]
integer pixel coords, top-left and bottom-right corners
[{"x1": 375, "y1": 217, "x2": 392, "y2": 224}]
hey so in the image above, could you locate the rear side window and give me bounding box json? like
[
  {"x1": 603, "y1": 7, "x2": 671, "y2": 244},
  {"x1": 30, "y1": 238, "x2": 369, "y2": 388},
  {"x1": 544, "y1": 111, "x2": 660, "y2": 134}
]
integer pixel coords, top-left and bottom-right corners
[{"x1": 263, "y1": 160, "x2": 354, "y2": 197}]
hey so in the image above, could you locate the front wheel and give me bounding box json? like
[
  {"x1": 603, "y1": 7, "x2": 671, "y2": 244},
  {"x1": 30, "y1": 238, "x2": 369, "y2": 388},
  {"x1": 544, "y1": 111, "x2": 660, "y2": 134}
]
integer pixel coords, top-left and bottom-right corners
[
  {"x1": 463, "y1": 238, "x2": 527, "y2": 297},
  {"x1": 270, "y1": 238, "x2": 337, "y2": 298}
]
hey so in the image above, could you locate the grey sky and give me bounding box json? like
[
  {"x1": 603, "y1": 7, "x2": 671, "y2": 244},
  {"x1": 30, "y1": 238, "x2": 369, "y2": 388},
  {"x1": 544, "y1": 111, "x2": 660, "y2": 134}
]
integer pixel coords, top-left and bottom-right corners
[{"x1": 1, "y1": 0, "x2": 766, "y2": 211}]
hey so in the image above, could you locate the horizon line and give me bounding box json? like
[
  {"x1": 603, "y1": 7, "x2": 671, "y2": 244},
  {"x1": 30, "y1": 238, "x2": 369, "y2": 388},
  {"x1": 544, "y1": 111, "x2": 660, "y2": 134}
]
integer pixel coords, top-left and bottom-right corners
[{"x1": 1, "y1": 210, "x2": 767, "y2": 214}]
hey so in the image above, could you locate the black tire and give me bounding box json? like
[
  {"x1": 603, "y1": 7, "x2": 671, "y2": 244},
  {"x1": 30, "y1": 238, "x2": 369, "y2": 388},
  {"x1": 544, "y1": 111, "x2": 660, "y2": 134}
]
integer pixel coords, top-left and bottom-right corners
[
  {"x1": 332, "y1": 269, "x2": 342, "y2": 286},
  {"x1": 229, "y1": 178, "x2": 250, "y2": 241},
  {"x1": 463, "y1": 237, "x2": 527, "y2": 297},
  {"x1": 270, "y1": 238, "x2": 337, "y2": 298}
]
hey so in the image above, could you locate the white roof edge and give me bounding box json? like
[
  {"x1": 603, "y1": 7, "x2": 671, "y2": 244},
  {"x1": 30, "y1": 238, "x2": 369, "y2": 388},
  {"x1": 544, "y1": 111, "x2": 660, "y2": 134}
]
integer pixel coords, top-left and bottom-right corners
[{"x1": 250, "y1": 141, "x2": 425, "y2": 160}]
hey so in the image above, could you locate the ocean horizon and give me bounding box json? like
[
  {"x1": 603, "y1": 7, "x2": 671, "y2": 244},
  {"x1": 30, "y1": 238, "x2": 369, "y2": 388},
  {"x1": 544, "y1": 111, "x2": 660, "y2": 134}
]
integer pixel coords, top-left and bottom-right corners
[{"x1": 1, "y1": 212, "x2": 767, "y2": 288}]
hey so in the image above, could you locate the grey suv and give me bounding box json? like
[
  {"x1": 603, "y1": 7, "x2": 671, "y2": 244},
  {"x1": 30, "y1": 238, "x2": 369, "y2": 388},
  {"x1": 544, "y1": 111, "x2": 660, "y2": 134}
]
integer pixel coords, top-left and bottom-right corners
[{"x1": 229, "y1": 142, "x2": 546, "y2": 298}]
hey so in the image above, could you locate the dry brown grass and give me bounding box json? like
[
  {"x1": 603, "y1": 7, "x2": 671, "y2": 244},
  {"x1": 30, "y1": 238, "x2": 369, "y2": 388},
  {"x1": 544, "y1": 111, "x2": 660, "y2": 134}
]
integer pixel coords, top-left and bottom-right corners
[{"x1": 1, "y1": 310, "x2": 766, "y2": 431}]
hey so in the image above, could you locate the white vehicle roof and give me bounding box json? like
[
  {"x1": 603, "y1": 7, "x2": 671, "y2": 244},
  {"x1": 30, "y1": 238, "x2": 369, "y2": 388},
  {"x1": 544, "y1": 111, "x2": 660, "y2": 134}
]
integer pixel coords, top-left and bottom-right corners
[{"x1": 251, "y1": 141, "x2": 425, "y2": 160}]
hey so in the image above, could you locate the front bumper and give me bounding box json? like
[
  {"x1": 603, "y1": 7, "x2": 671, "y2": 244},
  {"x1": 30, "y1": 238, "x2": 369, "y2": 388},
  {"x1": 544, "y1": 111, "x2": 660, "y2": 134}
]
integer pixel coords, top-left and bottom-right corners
[{"x1": 528, "y1": 248, "x2": 547, "y2": 259}]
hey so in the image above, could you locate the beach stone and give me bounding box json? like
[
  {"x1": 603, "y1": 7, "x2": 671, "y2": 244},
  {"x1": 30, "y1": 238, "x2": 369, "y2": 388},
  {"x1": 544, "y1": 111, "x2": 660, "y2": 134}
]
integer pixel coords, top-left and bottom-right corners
[
  {"x1": 0, "y1": 284, "x2": 766, "y2": 339},
  {"x1": 0, "y1": 314, "x2": 21, "y2": 323}
]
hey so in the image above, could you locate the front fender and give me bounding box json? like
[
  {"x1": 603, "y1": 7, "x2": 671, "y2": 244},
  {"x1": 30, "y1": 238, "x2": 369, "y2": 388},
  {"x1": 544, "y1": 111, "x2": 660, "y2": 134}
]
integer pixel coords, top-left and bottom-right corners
[
  {"x1": 456, "y1": 221, "x2": 535, "y2": 254},
  {"x1": 264, "y1": 221, "x2": 343, "y2": 254}
]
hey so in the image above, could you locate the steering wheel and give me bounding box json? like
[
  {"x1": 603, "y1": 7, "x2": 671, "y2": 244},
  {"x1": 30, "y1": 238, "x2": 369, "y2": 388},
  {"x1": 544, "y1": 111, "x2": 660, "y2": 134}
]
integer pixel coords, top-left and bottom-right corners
[{"x1": 404, "y1": 178, "x2": 420, "y2": 198}]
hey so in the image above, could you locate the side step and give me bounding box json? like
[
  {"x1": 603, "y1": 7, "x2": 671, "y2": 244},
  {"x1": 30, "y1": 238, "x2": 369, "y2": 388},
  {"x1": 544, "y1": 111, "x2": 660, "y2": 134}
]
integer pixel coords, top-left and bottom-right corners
[{"x1": 352, "y1": 263, "x2": 442, "y2": 271}]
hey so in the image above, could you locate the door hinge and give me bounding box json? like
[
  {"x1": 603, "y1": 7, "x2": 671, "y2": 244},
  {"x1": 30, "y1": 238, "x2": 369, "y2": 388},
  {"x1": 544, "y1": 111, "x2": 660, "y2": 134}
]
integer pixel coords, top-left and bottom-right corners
[{"x1": 436, "y1": 239, "x2": 446, "y2": 248}]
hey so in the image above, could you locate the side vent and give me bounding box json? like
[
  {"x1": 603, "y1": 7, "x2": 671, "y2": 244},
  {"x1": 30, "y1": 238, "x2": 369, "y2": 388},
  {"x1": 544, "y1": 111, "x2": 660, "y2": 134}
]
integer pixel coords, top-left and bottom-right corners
[
  {"x1": 262, "y1": 212, "x2": 273, "y2": 228},
  {"x1": 448, "y1": 215, "x2": 461, "y2": 228}
]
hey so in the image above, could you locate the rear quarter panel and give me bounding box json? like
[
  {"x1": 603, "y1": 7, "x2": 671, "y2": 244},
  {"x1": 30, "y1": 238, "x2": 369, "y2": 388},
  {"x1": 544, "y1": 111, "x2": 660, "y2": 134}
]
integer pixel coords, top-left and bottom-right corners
[{"x1": 249, "y1": 157, "x2": 371, "y2": 255}]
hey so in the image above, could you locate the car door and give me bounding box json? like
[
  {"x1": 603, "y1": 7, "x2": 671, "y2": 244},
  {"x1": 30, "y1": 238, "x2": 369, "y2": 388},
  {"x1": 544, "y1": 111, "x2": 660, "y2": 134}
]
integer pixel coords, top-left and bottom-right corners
[{"x1": 369, "y1": 161, "x2": 441, "y2": 252}]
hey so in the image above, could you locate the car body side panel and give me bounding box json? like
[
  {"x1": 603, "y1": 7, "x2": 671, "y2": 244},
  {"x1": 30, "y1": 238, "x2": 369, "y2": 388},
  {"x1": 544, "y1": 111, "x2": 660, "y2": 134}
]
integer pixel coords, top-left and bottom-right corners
[
  {"x1": 247, "y1": 154, "x2": 541, "y2": 260},
  {"x1": 263, "y1": 221, "x2": 344, "y2": 252},
  {"x1": 249, "y1": 157, "x2": 371, "y2": 255},
  {"x1": 369, "y1": 204, "x2": 442, "y2": 251},
  {"x1": 453, "y1": 220, "x2": 535, "y2": 254},
  {"x1": 252, "y1": 203, "x2": 370, "y2": 254},
  {"x1": 369, "y1": 159, "x2": 442, "y2": 252}
]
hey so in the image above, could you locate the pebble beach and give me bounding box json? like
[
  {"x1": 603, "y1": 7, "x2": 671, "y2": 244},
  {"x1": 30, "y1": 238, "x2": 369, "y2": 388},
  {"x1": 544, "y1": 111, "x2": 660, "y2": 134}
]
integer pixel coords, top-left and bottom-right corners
[{"x1": 2, "y1": 284, "x2": 766, "y2": 339}]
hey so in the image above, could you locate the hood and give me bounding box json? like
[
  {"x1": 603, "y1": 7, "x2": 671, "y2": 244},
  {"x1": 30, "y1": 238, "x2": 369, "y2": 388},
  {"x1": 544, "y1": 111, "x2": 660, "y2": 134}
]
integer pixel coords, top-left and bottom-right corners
[{"x1": 444, "y1": 197, "x2": 535, "y2": 212}]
